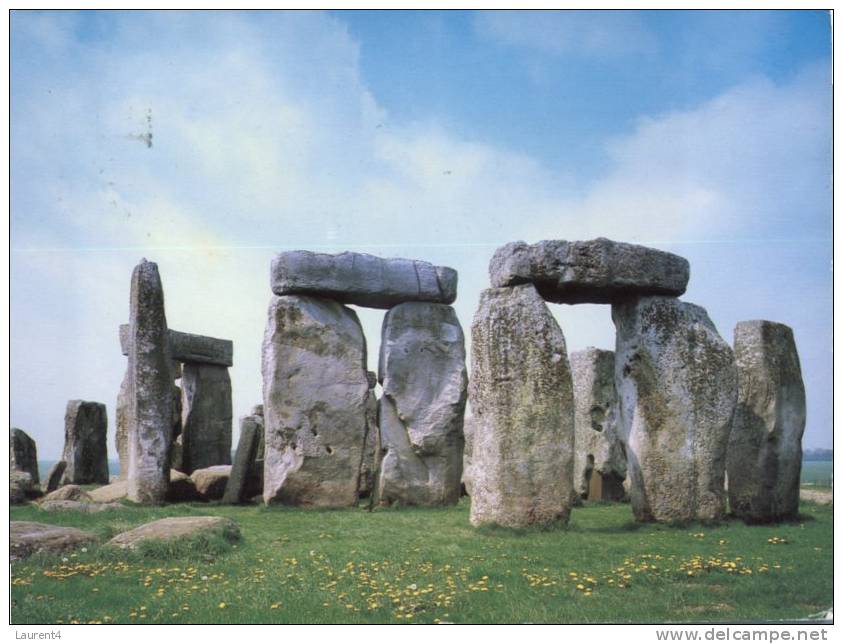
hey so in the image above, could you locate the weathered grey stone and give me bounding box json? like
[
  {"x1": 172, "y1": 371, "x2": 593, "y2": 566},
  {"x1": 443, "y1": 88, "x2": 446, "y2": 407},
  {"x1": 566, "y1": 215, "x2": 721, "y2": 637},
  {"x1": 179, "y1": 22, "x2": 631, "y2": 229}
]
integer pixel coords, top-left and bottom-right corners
[
  {"x1": 41, "y1": 485, "x2": 92, "y2": 503},
  {"x1": 106, "y1": 516, "x2": 240, "y2": 550},
  {"x1": 461, "y1": 415, "x2": 476, "y2": 496},
  {"x1": 191, "y1": 465, "x2": 231, "y2": 500},
  {"x1": 613, "y1": 296, "x2": 737, "y2": 523},
  {"x1": 39, "y1": 500, "x2": 125, "y2": 513},
  {"x1": 11, "y1": 521, "x2": 97, "y2": 561},
  {"x1": 377, "y1": 303, "x2": 467, "y2": 506},
  {"x1": 180, "y1": 364, "x2": 232, "y2": 473},
  {"x1": 489, "y1": 238, "x2": 690, "y2": 304},
  {"x1": 357, "y1": 372, "x2": 379, "y2": 499},
  {"x1": 127, "y1": 259, "x2": 173, "y2": 504},
  {"x1": 166, "y1": 469, "x2": 201, "y2": 502},
  {"x1": 727, "y1": 321, "x2": 806, "y2": 522},
  {"x1": 88, "y1": 480, "x2": 128, "y2": 503},
  {"x1": 10, "y1": 428, "x2": 39, "y2": 485},
  {"x1": 251, "y1": 404, "x2": 264, "y2": 417},
  {"x1": 468, "y1": 284, "x2": 575, "y2": 528},
  {"x1": 60, "y1": 400, "x2": 109, "y2": 485},
  {"x1": 10, "y1": 470, "x2": 37, "y2": 504},
  {"x1": 571, "y1": 348, "x2": 627, "y2": 502},
  {"x1": 270, "y1": 250, "x2": 457, "y2": 309},
  {"x1": 44, "y1": 461, "x2": 67, "y2": 493},
  {"x1": 262, "y1": 295, "x2": 369, "y2": 507},
  {"x1": 115, "y1": 368, "x2": 131, "y2": 480},
  {"x1": 222, "y1": 416, "x2": 262, "y2": 504},
  {"x1": 120, "y1": 324, "x2": 233, "y2": 367}
]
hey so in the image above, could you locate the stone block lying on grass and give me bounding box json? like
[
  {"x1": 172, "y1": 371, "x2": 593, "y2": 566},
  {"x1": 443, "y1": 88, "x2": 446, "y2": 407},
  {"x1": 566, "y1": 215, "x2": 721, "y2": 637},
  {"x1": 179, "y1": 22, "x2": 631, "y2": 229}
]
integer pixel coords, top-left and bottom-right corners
[
  {"x1": 106, "y1": 516, "x2": 240, "y2": 550},
  {"x1": 88, "y1": 480, "x2": 129, "y2": 503},
  {"x1": 191, "y1": 465, "x2": 231, "y2": 500},
  {"x1": 41, "y1": 484, "x2": 92, "y2": 503},
  {"x1": 11, "y1": 521, "x2": 97, "y2": 561},
  {"x1": 38, "y1": 500, "x2": 126, "y2": 513}
]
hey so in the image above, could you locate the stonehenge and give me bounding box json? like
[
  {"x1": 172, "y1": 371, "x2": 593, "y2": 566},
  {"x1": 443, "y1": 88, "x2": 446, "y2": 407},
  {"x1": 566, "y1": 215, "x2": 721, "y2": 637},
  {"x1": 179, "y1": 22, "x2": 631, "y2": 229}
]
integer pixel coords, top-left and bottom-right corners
[
  {"x1": 727, "y1": 321, "x2": 806, "y2": 522},
  {"x1": 20, "y1": 238, "x2": 807, "y2": 530},
  {"x1": 61, "y1": 400, "x2": 109, "y2": 485},
  {"x1": 571, "y1": 348, "x2": 626, "y2": 502},
  {"x1": 469, "y1": 284, "x2": 575, "y2": 528}
]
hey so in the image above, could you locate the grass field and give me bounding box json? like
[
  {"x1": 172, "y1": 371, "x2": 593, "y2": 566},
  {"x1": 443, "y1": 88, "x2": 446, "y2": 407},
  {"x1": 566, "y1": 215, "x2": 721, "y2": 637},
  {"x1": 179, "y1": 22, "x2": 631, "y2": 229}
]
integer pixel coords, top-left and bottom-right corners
[
  {"x1": 800, "y1": 461, "x2": 833, "y2": 489},
  {"x1": 10, "y1": 498, "x2": 833, "y2": 625}
]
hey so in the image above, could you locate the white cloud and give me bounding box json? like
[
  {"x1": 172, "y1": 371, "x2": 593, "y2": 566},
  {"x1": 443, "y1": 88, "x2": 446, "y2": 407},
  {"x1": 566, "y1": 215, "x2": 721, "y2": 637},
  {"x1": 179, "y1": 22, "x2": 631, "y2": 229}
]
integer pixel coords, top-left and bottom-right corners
[{"x1": 10, "y1": 12, "x2": 831, "y2": 459}]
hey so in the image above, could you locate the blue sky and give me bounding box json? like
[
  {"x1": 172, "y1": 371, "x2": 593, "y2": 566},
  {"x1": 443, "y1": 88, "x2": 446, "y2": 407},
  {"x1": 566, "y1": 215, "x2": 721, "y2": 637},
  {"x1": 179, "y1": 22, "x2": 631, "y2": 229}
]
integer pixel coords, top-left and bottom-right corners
[{"x1": 10, "y1": 10, "x2": 832, "y2": 459}]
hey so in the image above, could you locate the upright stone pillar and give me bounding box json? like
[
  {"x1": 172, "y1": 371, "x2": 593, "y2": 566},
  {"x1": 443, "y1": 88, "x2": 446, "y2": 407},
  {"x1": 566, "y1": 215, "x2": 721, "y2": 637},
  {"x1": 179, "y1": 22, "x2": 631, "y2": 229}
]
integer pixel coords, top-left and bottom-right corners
[
  {"x1": 571, "y1": 348, "x2": 626, "y2": 502},
  {"x1": 377, "y1": 302, "x2": 467, "y2": 506},
  {"x1": 468, "y1": 284, "x2": 575, "y2": 528},
  {"x1": 127, "y1": 259, "x2": 173, "y2": 504},
  {"x1": 61, "y1": 400, "x2": 109, "y2": 485},
  {"x1": 10, "y1": 428, "x2": 39, "y2": 485},
  {"x1": 613, "y1": 296, "x2": 737, "y2": 523},
  {"x1": 262, "y1": 295, "x2": 369, "y2": 507},
  {"x1": 180, "y1": 363, "x2": 232, "y2": 473},
  {"x1": 115, "y1": 368, "x2": 131, "y2": 479},
  {"x1": 357, "y1": 372, "x2": 379, "y2": 499},
  {"x1": 222, "y1": 415, "x2": 262, "y2": 504},
  {"x1": 727, "y1": 321, "x2": 806, "y2": 522}
]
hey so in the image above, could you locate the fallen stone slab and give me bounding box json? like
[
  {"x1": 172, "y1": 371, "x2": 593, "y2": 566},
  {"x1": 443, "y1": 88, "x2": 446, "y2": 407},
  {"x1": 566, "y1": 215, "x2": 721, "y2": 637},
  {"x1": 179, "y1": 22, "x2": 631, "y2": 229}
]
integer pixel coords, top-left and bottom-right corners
[
  {"x1": 10, "y1": 428, "x2": 39, "y2": 485},
  {"x1": 270, "y1": 250, "x2": 458, "y2": 309},
  {"x1": 44, "y1": 461, "x2": 67, "y2": 493},
  {"x1": 469, "y1": 284, "x2": 575, "y2": 528},
  {"x1": 614, "y1": 296, "x2": 737, "y2": 523},
  {"x1": 88, "y1": 480, "x2": 129, "y2": 503},
  {"x1": 377, "y1": 303, "x2": 467, "y2": 506},
  {"x1": 120, "y1": 324, "x2": 233, "y2": 367},
  {"x1": 41, "y1": 485, "x2": 92, "y2": 503},
  {"x1": 728, "y1": 320, "x2": 806, "y2": 522},
  {"x1": 263, "y1": 295, "x2": 370, "y2": 507},
  {"x1": 10, "y1": 470, "x2": 38, "y2": 504},
  {"x1": 191, "y1": 465, "x2": 231, "y2": 500},
  {"x1": 39, "y1": 500, "x2": 125, "y2": 513},
  {"x1": 11, "y1": 521, "x2": 97, "y2": 561},
  {"x1": 571, "y1": 348, "x2": 627, "y2": 502},
  {"x1": 106, "y1": 516, "x2": 240, "y2": 550},
  {"x1": 61, "y1": 400, "x2": 109, "y2": 485},
  {"x1": 489, "y1": 238, "x2": 690, "y2": 304},
  {"x1": 126, "y1": 259, "x2": 173, "y2": 505}
]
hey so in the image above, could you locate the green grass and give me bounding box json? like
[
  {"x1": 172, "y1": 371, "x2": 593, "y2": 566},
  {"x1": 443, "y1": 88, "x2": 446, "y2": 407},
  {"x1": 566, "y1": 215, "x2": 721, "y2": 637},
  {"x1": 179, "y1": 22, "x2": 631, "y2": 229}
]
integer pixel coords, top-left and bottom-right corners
[
  {"x1": 801, "y1": 461, "x2": 833, "y2": 489},
  {"x1": 10, "y1": 499, "x2": 832, "y2": 624}
]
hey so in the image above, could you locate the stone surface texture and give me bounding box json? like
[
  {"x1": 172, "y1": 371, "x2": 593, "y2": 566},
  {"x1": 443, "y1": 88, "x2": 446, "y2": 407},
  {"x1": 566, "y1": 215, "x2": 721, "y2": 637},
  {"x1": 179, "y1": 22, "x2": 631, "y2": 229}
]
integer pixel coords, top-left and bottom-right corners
[
  {"x1": 461, "y1": 415, "x2": 476, "y2": 496},
  {"x1": 10, "y1": 470, "x2": 37, "y2": 504},
  {"x1": 489, "y1": 238, "x2": 689, "y2": 304},
  {"x1": 88, "y1": 480, "x2": 129, "y2": 503},
  {"x1": 222, "y1": 416, "x2": 263, "y2": 504},
  {"x1": 271, "y1": 251, "x2": 457, "y2": 309},
  {"x1": 120, "y1": 324, "x2": 233, "y2": 367},
  {"x1": 39, "y1": 500, "x2": 125, "y2": 513},
  {"x1": 727, "y1": 321, "x2": 806, "y2": 522},
  {"x1": 127, "y1": 259, "x2": 174, "y2": 504},
  {"x1": 42, "y1": 485, "x2": 93, "y2": 503},
  {"x1": 61, "y1": 400, "x2": 109, "y2": 485},
  {"x1": 106, "y1": 516, "x2": 240, "y2": 550},
  {"x1": 191, "y1": 465, "x2": 232, "y2": 500},
  {"x1": 262, "y1": 295, "x2": 369, "y2": 507},
  {"x1": 11, "y1": 521, "x2": 97, "y2": 561},
  {"x1": 115, "y1": 368, "x2": 131, "y2": 480},
  {"x1": 468, "y1": 284, "x2": 575, "y2": 528},
  {"x1": 613, "y1": 296, "x2": 737, "y2": 523},
  {"x1": 10, "y1": 428, "x2": 39, "y2": 485},
  {"x1": 377, "y1": 303, "x2": 467, "y2": 506},
  {"x1": 357, "y1": 372, "x2": 379, "y2": 499},
  {"x1": 44, "y1": 461, "x2": 67, "y2": 493},
  {"x1": 180, "y1": 363, "x2": 232, "y2": 473},
  {"x1": 571, "y1": 348, "x2": 627, "y2": 501}
]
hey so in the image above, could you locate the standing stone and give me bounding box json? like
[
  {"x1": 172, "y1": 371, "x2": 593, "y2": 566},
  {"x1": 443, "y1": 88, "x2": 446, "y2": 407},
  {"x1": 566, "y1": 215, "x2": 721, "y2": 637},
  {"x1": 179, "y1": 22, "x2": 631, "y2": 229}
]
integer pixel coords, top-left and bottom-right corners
[
  {"x1": 489, "y1": 238, "x2": 690, "y2": 304},
  {"x1": 469, "y1": 284, "x2": 575, "y2": 528},
  {"x1": 127, "y1": 259, "x2": 173, "y2": 504},
  {"x1": 180, "y1": 363, "x2": 232, "y2": 473},
  {"x1": 461, "y1": 415, "x2": 476, "y2": 496},
  {"x1": 222, "y1": 415, "x2": 262, "y2": 504},
  {"x1": 357, "y1": 372, "x2": 379, "y2": 499},
  {"x1": 262, "y1": 295, "x2": 369, "y2": 507},
  {"x1": 10, "y1": 428, "x2": 39, "y2": 485},
  {"x1": 44, "y1": 461, "x2": 67, "y2": 493},
  {"x1": 727, "y1": 321, "x2": 806, "y2": 522},
  {"x1": 60, "y1": 401, "x2": 109, "y2": 485},
  {"x1": 377, "y1": 303, "x2": 468, "y2": 506},
  {"x1": 571, "y1": 348, "x2": 627, "y2": 502},
  {"x1": 115, "y1": 368, "x2": 131, "y2": 480},
  {"x1": 613, "y1": 296, "x2": 737, "y2": 523}
]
